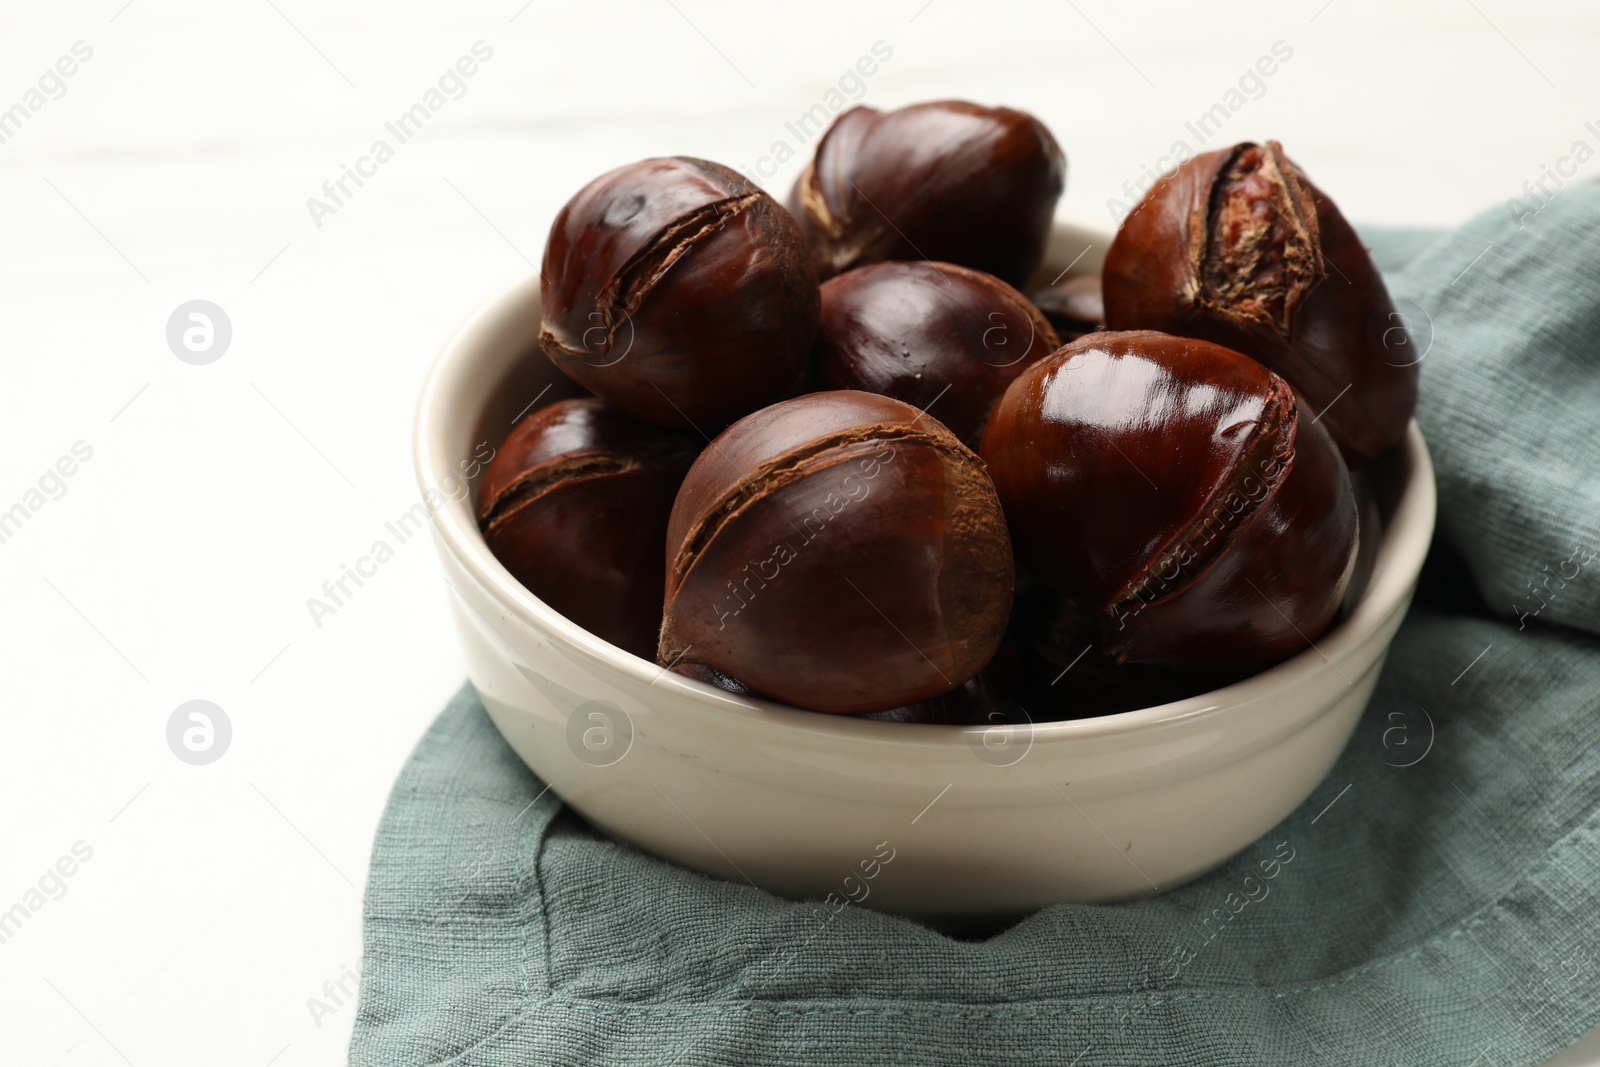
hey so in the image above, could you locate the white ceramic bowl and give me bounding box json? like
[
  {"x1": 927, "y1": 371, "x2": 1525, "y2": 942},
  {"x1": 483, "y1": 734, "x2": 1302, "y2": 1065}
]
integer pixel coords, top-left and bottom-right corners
[{"x1": 414, "y1": 220, "x2": 1437, "y2": 921}]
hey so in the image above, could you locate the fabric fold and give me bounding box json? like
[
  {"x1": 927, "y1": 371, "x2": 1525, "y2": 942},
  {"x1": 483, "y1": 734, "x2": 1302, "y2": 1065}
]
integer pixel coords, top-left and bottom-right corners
[{"x1": 353, "y1": 191, "x2": 1600, "y2": 1067}]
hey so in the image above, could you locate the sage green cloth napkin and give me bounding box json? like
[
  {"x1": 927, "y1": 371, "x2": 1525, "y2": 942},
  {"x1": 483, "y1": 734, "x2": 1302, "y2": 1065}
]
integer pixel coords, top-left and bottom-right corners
[{"x1": 351, "y1": 191, "x2": 1600, "y2": 1066}]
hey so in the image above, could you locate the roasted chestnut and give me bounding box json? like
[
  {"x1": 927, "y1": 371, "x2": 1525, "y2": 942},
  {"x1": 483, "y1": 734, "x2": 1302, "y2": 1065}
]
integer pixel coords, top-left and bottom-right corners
[
  {"x1": 540, "y1": 157, "x2": 820, "y2": 430},
  {"x1": 816, "y1": 261, "x2": 1060, "y2": 445},
  {"x1": 1029, "y1": 273, "x2": 1104, "y2": 342},
  {"x1": 659, "y1": 390, "x2": 1014, "y2": 714},
  {"x1": 478, "y1": 398, "x2": 699, "y2": 658},
  {"x1": 788, "y1": 101, "x2": 1065, "y2": 288},
  {"x1": 980, "y1": 330, "x2": 1359, "y2": 675},
  {"x1": 1102, "y1": 141, "x2": 1416, "y2": 466}
]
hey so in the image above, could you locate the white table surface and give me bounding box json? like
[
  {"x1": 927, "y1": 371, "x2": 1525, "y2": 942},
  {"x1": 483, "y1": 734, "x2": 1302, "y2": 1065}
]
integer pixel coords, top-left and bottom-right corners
[{"x1": 3, "y1": 1, "x2": 1597, "y2": 1064}]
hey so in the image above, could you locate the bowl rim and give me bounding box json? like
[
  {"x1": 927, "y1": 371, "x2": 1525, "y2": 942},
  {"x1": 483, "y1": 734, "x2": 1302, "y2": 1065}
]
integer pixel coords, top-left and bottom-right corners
[{"x1": 415, "y1": 223, "x2": 1438, "y2": 749}]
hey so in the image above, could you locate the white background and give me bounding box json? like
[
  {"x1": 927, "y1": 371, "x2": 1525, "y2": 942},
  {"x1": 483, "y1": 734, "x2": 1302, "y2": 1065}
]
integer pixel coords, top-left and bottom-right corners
[{"x1": 2, "y1": 1, "x2": 1597, "y2": 1064}]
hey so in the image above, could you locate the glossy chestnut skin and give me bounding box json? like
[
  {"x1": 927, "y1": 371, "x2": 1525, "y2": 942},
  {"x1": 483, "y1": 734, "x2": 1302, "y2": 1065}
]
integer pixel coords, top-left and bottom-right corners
[
  {"x1": 1102, "y1": 141, "x2": 1416, "y2": 467},
  {"x1": 660, "y1": 390, "x2": 1014, "y2": 714},
  {"x1": 980, "y1": 330, "x2": 1359, "y2": 675},
  {"x1": 1029, "y1": 273, "x2": 1104, "y2": 342},
  {"x1": 788, "y1": 101, "x2": 1065, "y2": 288},
  {"x1": 478, "y1": 398, "x2": 699, "y2": 659},
  {"x1": 817, "y1": 261, "x2": 1060, "y2": 445},
  {"x1": 540, "y1": 157, "x2": 820, "y2": 430}
]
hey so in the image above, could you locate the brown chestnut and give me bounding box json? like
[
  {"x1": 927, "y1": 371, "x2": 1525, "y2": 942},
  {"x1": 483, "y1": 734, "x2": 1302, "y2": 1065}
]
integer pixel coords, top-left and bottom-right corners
[
  {"x1": 1102, "y1": 141, "x2": 1416, "y2": 466},
  {"x1": 980, "y1": 330, "x2": 1358, "y2": 675},
  {"x1": 788, "y1": 100, "x2": 1065, "y2": 288},
  {"x1": 540, "y1": 157, "x2": 820, "y2": 430},
  {"x1": 478, "y1": 398, "x2": 699, "y2": 659},
  {"x1": 659, "y1": 390, "x2": 1013, "y2": 714},
  {"x1": 1029, "y1": 273, "x2": 1104, "y2": 342},
  {"x1": 816, "y1": 261, "x2": 1060, "y2": 445}
]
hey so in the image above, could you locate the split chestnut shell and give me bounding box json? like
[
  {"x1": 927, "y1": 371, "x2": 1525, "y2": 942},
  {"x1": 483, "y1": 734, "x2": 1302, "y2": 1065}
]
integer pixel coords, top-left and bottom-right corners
[
  {"x1": 478, "y1": 398, "x2": 699, "y2": 659},
  {"x1": 1102, "y1": 140, "x2": 1416, "y2": 466},
  {"x1": 660, "y1": 390, "x2": 1014, "y2": 714},
  {"x1": 980, "y1": 330, "x2": 1359, "y2": 675},
  {"x1": 540, "y1": 156, "x2": 820, "y2": 430}
]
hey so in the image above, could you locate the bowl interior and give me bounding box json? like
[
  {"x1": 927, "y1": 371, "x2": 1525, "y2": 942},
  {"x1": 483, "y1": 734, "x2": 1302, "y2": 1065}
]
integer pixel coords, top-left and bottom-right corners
[{"x1": 416, "y1": 220, "x2": 1436, "y2": 747}]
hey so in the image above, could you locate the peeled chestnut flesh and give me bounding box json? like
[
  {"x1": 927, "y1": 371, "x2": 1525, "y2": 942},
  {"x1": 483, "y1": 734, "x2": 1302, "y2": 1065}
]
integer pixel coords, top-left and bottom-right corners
[
  {"x1": 540, "y1": 156, "x2": 820, "y2": 430},
  {"x1": 817, "y1": 260, "x2": 1060, "y2": 445},
  {"x1": 660, "y1": 390, "x2": 1013, "y2": 714},
  {"x1": 789, "y1": 100, "x2": 1065, "y2": 288},
  {"x1": 479, "y1": 398, "x2": 699, "y2": 659},
  {"x1": 980, "y1": 330, "x2": 1359, "y2": 675},
  {"x1": 1102, "y1": 141, "x2": 1415, "y2": 466}
]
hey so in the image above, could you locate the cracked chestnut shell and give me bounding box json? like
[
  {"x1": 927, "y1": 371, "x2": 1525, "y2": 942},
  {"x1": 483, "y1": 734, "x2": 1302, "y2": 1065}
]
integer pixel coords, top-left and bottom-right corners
[
  {"x1": 659, "y1": 390, "x2": 1013, "y2": 714},
  {"x1": 788, "y1": 101, "x2": 1065, "y2": 288},
  {"x1": 980, "y1": 330, "x2": 1359, "y2": 675},
  {"x1": 817, "y1": 261, "x2": 1060, "y2": 446},
  {"x1": 540, "y1": 157, "x2": 820, "y2": 430},
  {"x1": 1102, "y1": 140, "x2": 1416, "y2": 466},
  {"x1": 478, "y1": 398, "x2": 699, "y2": 659}
]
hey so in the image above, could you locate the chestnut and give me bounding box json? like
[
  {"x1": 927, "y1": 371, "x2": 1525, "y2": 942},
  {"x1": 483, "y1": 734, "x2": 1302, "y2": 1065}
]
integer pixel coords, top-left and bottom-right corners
[
  {"x1": 1029, "y1": 273, "x2": 1104, "y2": 342},
  {"x1": 659, "y1": 390, "x2": 1014, "y2": 714},
  {"x1": 540, "y1": 157, "x2": 820, "y2": 430},
  {"x1": 478, "y1": 398, "x2": 699, "y2": 659},
  {"x1": 816, "y1": 260, "x2": 1060, "y2": 445},
  {"x1": 788, "y1": 100, "x2": 1065, "y2": 288},
  {"x1": 980, "y1": 330, "x2": 1359, "y2": 675},
  {"x1": 1102, "y1": 141, "x2": 1416, "y2": 466}
]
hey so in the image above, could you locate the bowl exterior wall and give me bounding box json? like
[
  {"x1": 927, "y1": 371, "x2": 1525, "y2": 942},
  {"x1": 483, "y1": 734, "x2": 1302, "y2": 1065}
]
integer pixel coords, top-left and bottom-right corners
[{"x1": 439, "y1": 521, "x2": 1411, "y2": 916}]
